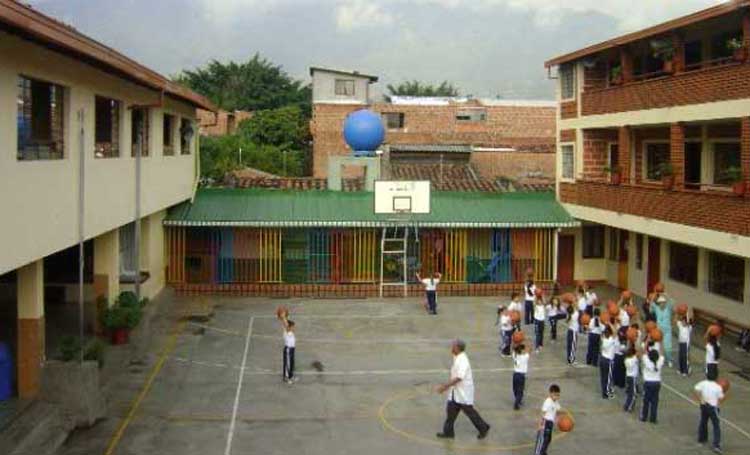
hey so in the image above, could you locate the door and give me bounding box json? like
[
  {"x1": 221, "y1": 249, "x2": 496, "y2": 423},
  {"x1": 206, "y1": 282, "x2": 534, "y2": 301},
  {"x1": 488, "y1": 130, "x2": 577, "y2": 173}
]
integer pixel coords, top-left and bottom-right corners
[
  {"x1": 617, "y1": 230, "x2": 629, "y2": 290},
  {"x1": 647, "y1": 237, "x2": 661, "y2": 295},
  {"x1": 557, "y1": 235, "x2": 575, "y2": 286},
  {"x1": 684, "y1": 142, "x2": 702, "y2": 190}
]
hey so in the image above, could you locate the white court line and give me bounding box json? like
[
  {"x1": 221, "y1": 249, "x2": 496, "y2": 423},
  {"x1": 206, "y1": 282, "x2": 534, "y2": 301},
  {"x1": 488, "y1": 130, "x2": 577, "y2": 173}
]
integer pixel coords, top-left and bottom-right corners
[
  {"x1": 224, "y1": 316, "x2": 254, "y2": 455},
  {"x1": 661, "y1": 381, "x2": 750, "y2": 441}
]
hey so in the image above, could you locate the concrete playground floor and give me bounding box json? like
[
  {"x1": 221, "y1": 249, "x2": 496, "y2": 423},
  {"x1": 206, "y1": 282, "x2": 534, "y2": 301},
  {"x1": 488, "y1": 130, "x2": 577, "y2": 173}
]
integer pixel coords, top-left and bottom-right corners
[{"x1": 58, "y1": 293, "x2": 750, "y2": 455}]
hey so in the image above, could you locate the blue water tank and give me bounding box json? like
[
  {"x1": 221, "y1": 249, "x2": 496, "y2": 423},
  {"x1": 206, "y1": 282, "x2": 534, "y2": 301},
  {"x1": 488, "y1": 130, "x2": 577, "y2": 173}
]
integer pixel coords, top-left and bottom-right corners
[
  {"x1": 0, "y1": 342, "x2": 12, "y2": 401},
  {"x1": 343, "y1": 109, "x2": 384, "y2": 156}
]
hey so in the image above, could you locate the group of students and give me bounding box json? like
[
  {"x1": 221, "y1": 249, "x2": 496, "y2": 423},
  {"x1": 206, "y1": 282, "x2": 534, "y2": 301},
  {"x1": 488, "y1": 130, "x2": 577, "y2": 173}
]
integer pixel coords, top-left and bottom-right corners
[{"x1": 495, "y1": 279, "x2": 728, "y2": 454}]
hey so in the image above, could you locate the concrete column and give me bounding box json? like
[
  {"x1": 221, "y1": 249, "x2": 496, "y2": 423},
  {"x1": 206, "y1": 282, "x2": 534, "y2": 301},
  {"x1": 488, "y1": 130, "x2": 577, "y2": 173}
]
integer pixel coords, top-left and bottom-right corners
[
  {"x1": 741, "y1": 117, "x2": 750, "y2": 190},
  {"x1": 670, "y1": 123, "x2": 686, "y2": 190},
  {"x1": 743, "y1": 12, "x2": 750, "y2": 49},
  {"x1": 620, "y1": 47, "x2": 634, "y2": 83},
  {"x1": 94, "y1": 228, "x2": 120, "y2": 306},
  {"x1": 618, "y1": 126, "x2": 632, "y2": 183},
  {"x1": 16, "y1": 260, "x2": 45, "y2": 399},
  {"x1": 672, "y1": 32, "x2": 685, "y2": 74}
]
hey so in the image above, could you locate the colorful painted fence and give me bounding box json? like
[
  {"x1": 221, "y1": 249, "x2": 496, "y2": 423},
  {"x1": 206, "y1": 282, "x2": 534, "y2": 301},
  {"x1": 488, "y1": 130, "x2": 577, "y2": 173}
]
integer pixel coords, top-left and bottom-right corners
[{"x1": 166, "y1": 227, "x2": 556, "y2": 286}]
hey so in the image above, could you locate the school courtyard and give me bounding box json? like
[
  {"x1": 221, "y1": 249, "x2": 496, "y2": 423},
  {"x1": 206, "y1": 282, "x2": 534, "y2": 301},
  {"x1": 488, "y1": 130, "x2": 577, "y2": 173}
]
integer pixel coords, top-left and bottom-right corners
[{"x1": 55, "y1": 291, "x2": 750, "y2": 455}]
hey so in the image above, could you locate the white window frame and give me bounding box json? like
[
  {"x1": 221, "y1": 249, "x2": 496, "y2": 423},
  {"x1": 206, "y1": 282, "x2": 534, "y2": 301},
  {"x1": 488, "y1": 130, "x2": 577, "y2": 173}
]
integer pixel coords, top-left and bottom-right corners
[
  {"x1": 707, "y1": 138, "x2": 741, "y2": 186},
  {"x1": 334, "y1": 79, "x2": 355, "y2": 96},
  {"x1": 559, "y1": 64, "x2": 576, "y2": 102},
  {"x1": 559, "y1": 142, "x2": 576, "y2": 182},
  {"x1": 642, "y1": 139, "x2": 670, "y2": 183}
]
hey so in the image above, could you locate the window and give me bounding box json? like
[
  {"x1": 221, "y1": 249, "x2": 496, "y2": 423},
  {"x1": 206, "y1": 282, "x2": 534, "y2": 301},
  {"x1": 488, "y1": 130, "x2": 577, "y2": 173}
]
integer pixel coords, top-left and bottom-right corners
[
  {"x1": 17, "y1": 76, "x2": 65, "y2": 160},
  {"x1": 684, "y1": 40, "x2": 703, "y2": 68},
  {"x1": 712, "y1": 142, "x2": 740, "y2": 185},
  {"x1": 561, "y1": 144, "x2": 575, "y2": 180},
  {"x1": 644, "y1": 142, "x2": 670, "y2": 181},
  {"x1": 711, "y1": 30, "x2": 741, "y2": 61},
  {"x1": 131, "y1": 108, "x2": 149, "y2": 157},
  {"x1": 95, "y1": 96, "x2": 120, "y2": 158},
  {"x1": 669, "y1": 242, "x2": 698, "y2": 287},
  {"x1": 163, "y1": 114, "x2": 174, "y2": 156},
  {"x1": 684, "y1": 141, "x2": 702, "y2": 188},
  {"x1": 635, "y1": 234, "x2": 644, "y2": 270},
  {"x1": 608, "y1": 228, "x2": 619, "y2": 261},
  {"x1": 334, "y1": 79, "x2": 355, "y2": 96},
  {"x1": 608, "y1": 143, "x2": 619, "y2": 168},
  {"x1": 383, "y1": 112, "x2": 405, "y2": 129},
  {"x1": 180, "y1": 118, "x2": 194, "y2": 155},
  {"x1": 582, "y1": 225, "x2": 605, "y2": 259},
  {"x1": 708, "y1": 252, "x2": 745, "y2": 302},
  {"x1": 456, "y1": 109, "x2": 487, "y2": 122},
  {"x1": 559, "y1": 64, "x2": 576, "y2": 100}
]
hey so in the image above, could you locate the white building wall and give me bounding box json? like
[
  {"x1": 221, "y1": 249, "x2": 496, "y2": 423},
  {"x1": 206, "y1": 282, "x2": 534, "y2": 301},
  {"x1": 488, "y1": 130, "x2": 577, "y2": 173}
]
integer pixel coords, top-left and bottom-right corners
[{"x1": 311, "y1": 70, "x2": 370, "y2": 104}]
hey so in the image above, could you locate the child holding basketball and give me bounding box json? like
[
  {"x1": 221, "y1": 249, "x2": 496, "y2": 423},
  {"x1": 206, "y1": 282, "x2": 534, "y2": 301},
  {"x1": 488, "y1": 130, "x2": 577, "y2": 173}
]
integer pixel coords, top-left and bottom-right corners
[
  {"x1": 548, "y1": 296, "x2": 563, "y2": 342},
  {"x1": 586, "y1": 309, "x2": 602, "y2": 366},
  {"x1": 524, "y1": 276, "x2": 536, "y2": 326},
  {"x1": 623, "y1": 346, "x2": 639, "y2": 412},
  {"x1": 281, "y1": 319, "x2": 296, "y2": 384},
  {"x1": 512, "y1": 343, "x2": 530, "y2": 410},
  {"x1": 677, "y1": 315, "x2": 693, "y2": 376},
  {"x1": 599, "y1": 325, "x2": 617, "y2": 399},
  {"x1": 508, "y1": 292, "x2": 524, "y2": 331},
  {"x1": 566, "y1": 304, "x2": 580, "y2": 365},
  {"x1": 533, "y1": 295, "x2": 547, "y2": 353},
  {"x1": 496, "y1": 305, "x2": 513, "y2": 357},
  {"x1": 417, "y1": 271, "x2": 442, "y2": 315},
  {"x1": 705, "y1": 332, "x2": 721, "y2": 379},
  {"x1": 534, "y1": 384, "x2": 561, "y2": 455},
  {"x1": 641, "y1": 349, "x2": 664, "y2": 424}
]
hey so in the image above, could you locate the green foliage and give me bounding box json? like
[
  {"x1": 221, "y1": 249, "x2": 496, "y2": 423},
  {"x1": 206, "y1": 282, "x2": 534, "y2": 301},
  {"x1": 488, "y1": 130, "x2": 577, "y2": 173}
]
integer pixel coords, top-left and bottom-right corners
[
  {"x1": 238, "y1": 106, "x2": 309, "y2": 149},
  {"x1": 657, "y1": 162, "x2": 674, "y2": 177},
  {"x1": 727, "y1": 38, "x2": 744, "y2": 51},
  {"x1": 57, "y1": 336, "x2": 106, "y2": 367},
  {"x1": 174, "y1": 54, "x2": 311, "y2": 113},
  {"x1": 722, "y1": 165, "x2": 743, "y2": 183},
  {"x1": 200, "y1": 135, "x2": 306, "y2": 182},
  {"x1": 102, "y1": 297, "x2": 142, "y2": 330},
  {"x1": 386, "y1": 80, "x2": 459, "y2": 98},
  {"x1": 59, "y1": 335, "x2": 81, "y2": 362},
  {"x1": 84, "y1": 339, "x2": 106, "y2": 368}
]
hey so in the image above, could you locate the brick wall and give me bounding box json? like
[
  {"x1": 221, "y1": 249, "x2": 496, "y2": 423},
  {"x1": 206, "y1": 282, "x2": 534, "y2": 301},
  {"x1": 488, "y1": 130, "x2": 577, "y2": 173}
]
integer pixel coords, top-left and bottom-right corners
[
  {"x1": 581, "y1": 62, "x2": 750, "y2": 116},
  {"x1": 560, "y1": 100, "x2": 578, "y2": 119},
  {"x1": 743, "y1": 117, "x2": 750, "y2": 187},
  {"x1": 312, "y1": 102, "x2": 556, "y2": 178},
  {"x1": 560, "y1": 181, "x2": 750, "y2": 236},
  {"x1": 469, "y1": 151, "x2": 555, "y2": 181},
  {"x1": 582, "y1": 129, "x2": 617, "y2": 179},
  {"x1": 559, "y1": 129, "x2": 575, "y2": 143},
  {"x1": 198, "y1": 109, "x2": 253, "y2": 136}
]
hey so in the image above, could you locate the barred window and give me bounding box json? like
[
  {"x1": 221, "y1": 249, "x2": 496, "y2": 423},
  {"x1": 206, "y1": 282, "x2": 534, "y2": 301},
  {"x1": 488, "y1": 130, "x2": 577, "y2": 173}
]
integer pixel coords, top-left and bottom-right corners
[
  {"x1": 335, "y1": 79, "x2": 355, "y2": 96},
  {"x1": 163, "y1": 114, "x2": 175, "y2": 156},
  {"x1": 669, "y1": 242, "x2": 698, "y2": 287},
  {"x1": 95, "y1": 96, "x2": 120, "y2": 158},
  {"x1": 180, "y1": 118, "x2": 194, "y2": 155},
  {"x1": 645, "y1": 142, "x2": 670, "y2": 181},
  {"x1": 708, "y1": 252, "x2": 745, "y2": 302},
  {"x1": 17, "y1": 76, "x2": 65, "y2": 160},
  {"x1": 560, "y1": 64, "x2": 576, "y2": 100},
  {"x1": 561, "y1": 144, "x2": 575, "y2": 180},
  {"x1": 383, "y1": 112, "x2": 405, "y2": 129},
  {"x1": 712, "y1": 142, "x2": 740, "y2": 185},
  {"x1": 582, "y1": 225, "x2": 605, "y2": 259},
  {"x1": 635, "y1": 234, "x2": 644, "y2": 270},
  {"x1": 131, "y1": 108, "x2": 149, "y2": 157}
]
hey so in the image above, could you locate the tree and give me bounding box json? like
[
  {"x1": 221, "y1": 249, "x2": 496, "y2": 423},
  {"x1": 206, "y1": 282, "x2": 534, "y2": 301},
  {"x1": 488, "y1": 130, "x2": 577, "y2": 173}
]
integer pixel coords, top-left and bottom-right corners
[
  {"x1": 175, "y1": 54, "x2": 311, "y2": 113},
  {"x1": 237, "y1": 106, "x2": 309, "y2": 150},
  {"x1": 386, "y1": 80, "x2": 459, "y2": 98},
  {"x1": 199, "y1": 135, "x2": 305, "y2": 183}
]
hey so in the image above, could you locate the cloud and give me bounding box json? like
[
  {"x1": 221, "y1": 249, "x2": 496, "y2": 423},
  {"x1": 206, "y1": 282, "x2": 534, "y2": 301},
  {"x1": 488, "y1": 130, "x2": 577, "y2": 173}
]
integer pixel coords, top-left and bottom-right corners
[{"x1": 336, "y1": 1, "x2": 396, "y2": 31}]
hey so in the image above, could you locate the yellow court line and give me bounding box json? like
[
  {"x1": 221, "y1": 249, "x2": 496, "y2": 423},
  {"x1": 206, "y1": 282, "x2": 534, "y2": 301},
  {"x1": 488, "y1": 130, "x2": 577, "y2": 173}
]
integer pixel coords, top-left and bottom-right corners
[
  {"x1": 104, "y1": 320, "x2": 187, "y2": 455},
  {"x1": 378, "y1": 388, "x2": 573, "y2": 453}
]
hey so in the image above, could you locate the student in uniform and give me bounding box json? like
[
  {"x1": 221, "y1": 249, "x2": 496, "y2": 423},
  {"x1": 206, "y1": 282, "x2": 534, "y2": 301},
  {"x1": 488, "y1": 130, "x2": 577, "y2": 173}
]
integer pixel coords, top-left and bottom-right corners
[
  {"x1": 600, "y1": 325, "x2": 617, "y2": 399},
  {"x1": 282, "y1": 320, "x2": 296, "y2": 384},
  {"x1": 508, "y1": 292, "x2": 524, "y2": 332},
  {"x1": 613, "y1": 331, "x2": 627, "y2": 389},
  {"x1": 705, "y1": 333, "x2": 721, "y2": 379},
  {"x1": 512, "y1": 343, "x2": 530, "y2": 410},
  {"x1": 640, "y1": 349, "x2": 664, "y2": 424},
  {"x1": 693, "y1": 368, "x2": 725, "y2": 454},
  {"x1": 534, "y1": 384, "x2": 562, "y2": 455},
  {"x1": 524, "y1": 277, "x2": 536, "y2": 326},
  {"x1": 586, "y1": 309, "x2": 603, "y2": 366},
  {"x1": 619, "y1": 305, "x2": 631, "y2": 329},
  {"x1": 576, "y1": 287, "x2": 588, "y2": 334},
  {"x1": 533, "y1": 295, "x2": 547, "y2": 353},
  {"x1": 417, "y1": 271, "x2": 442, "y2": 315},
  {"x1": 677, "y1": 315, "x2": 693, "y2": 376},
  {"x1": 566, "y1": 304, "x2": 580, "y2": 365},
  {"x1": 548, "y1": 296, "x2": 563, "y2": 342},
  {"x1": 496, "y1": 305, "x2": 513, "y2": 357},
  {"x1": 623, "y1": 346, "x2": 639, "y2": 412},
  {"x1": 584, "y1": 284, "x2": 598, "y2": 316}
]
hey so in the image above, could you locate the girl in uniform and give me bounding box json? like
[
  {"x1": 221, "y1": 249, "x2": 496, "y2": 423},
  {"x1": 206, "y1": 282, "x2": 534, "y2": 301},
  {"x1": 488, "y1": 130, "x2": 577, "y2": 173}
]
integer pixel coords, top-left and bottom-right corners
[
  {"x1": 600, "y1": 325, "x2": 617, "y2": 399},
  {"x1": 576, "y1": 286, "x2": 588, "y2": 334},
  {"x1": 566, "y1": 304, "x2": 580, "y2": 365},
  {"x1": 533, "y1": 295, "x2": 547, "y2": 353},
  {"x1": 641, "y1": 349, "x2": 664, "y2": 424},
  {"x1": 496, "y1": 305, "x2": 513, "y2": 357},
  {"x1": 524, "y1": 277, "x2": 536, "y2": 326},
  {"x1": 548, "y1": 296, "x2": 563, "y2": 342},
  {"x1": 508, "y1": 292, "x2": 524, "y2": 332},
  {"x1": 586, "y1": 309, "x2": 603, "y2": 366},
  {"x1": 417, "y1": 271, "x2": 442, "y2": 315},
  {"x1": 584, "y1": 284, "x2": 598, "y2": 316},
  {"x1": 281, "y1": 320, "x2": 297, "y2": 384},
  {"x1": 613, "y1": 330, "x2": 628, "y2": 389},
  {"x1": 677, "y1": 315, "x2": 693, "y2": 376},
  {"x1": 512, "y1": 343, "x2": 530, "y2": 410},
  {"x1": 705, "y1": 333, "x2": 721, "y2": 379},
  {"x1": 623, "y1": 346, "x2": 639, "y2": 412}
]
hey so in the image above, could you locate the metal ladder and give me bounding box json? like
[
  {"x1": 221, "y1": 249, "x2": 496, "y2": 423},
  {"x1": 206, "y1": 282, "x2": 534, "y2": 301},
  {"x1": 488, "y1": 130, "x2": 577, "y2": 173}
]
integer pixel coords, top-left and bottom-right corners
[{"x1": 379, "y1": 225, "x2": 409, "y2": 297}]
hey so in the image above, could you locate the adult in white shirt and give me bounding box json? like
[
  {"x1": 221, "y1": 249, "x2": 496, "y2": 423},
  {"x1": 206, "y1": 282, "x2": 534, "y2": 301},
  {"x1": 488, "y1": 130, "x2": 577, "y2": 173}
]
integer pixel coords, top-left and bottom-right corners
[
  {"x1": 436, "y1": 339, "x2": 491, "y2": 440},
  {"x1": 417, "y1": 271, "x2": 442, "y2": 315},
  {"x1": 693, "y1": 368, "x2": 725, "y2": 453},
  {"x1": 640, "y1": 350, "x2": 664, "y2": 424}
]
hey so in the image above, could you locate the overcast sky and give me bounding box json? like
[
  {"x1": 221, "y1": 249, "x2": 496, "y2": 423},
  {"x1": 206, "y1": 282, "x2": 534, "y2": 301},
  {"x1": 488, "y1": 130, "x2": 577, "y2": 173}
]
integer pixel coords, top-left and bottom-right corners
[{"x1": 29, "y1": 0, "x2": 724, "y2": 100}]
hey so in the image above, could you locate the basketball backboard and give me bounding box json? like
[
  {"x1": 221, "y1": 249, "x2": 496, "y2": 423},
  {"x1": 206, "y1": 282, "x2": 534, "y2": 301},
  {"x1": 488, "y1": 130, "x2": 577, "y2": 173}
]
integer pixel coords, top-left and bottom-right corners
[{"x1": 374, "y1": 180, "x2": 431, "y2": 214}]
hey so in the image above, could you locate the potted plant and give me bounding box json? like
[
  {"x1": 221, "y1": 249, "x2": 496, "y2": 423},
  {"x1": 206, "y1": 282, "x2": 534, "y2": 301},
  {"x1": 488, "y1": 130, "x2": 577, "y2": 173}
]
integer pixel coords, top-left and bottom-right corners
[
  {"x1": 658, "y1": 162, "x2": 675, "y2": 190},
  {"x1": 723, "y1": 166, "x2": 746, "y2": 196},
  {"x1": 651, "y1": 39, "x2": 676, "y2": 73},
  {"x1": 727, "y1": 38, "x2": 748, "y2": 62},
  {"x1": 102, "y1": 301, "x2": 142, "y2": 345},
  {"x1": 610, "y1": 64, "x2": 623, "y2": 85},
  {"x1": 603, "y1": 164, "x2": 623, "y2": 184}
]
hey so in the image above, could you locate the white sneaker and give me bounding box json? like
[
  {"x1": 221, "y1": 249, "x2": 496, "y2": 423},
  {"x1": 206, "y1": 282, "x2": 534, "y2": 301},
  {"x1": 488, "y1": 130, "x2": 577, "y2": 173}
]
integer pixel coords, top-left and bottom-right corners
[{"x1": 668, "y1": 361, "x2": 673, "y2": 368}]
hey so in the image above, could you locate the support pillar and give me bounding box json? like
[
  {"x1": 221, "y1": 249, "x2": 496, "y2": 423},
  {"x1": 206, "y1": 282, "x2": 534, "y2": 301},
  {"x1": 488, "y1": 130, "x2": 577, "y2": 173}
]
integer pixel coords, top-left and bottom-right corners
[
  {"x1": 94, "y1": 228, "x2": 120, "y2": 306},
  {"x1": 17, "y1": 260, "x2": 45, "y2": 399},
  {"x1": 670, "y1": 122, "x2": 686, "y2": 190},
  {"x1": 672, "y1": 32, "x2": 685, "y2": 73},
  {"x1": 618, "y1": 126, "x2": 632, "y2": 183},
  {"x1": 620, "y1": 47, "x2": 634, "y2": 83},
  {"x1": 742, "y1": 117, "x2": 750, "y2": 191}
]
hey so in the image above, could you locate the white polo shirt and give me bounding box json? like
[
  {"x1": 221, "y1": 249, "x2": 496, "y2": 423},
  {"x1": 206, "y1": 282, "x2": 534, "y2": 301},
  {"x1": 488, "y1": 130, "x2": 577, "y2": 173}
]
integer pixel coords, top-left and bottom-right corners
[
  {"x1": 525, "y1": 283, "x2": 536, "y2": 301},
  {"x1": 513, "y1": 352, "x2": 529, "y2": 374},
  {"x1": 500, "y1": 314, "x2": 512, "y2": 332},
  {"x1": 694, "y1": 380, "x2": 724, "y2": 407},
  {"x1": 678, "y1": 320, "x2": 692, "y2": 344},
  {"x1": 568, "y1": 310, "x2": 580, "y2": 331},
  {"x1": 585, "y1": 291, "x2": 598, "y2": 308},
  {"x1": 284, "y1": 331, "x2": 296, "y2": 348},
  {"x1": 706, "y1": 343, "x2": 719, "y2": 365},
  {"x1": 534, "y1": 303, "x2": 547, "y2": 322},
  {"x1": 508, "y1": 300, "x2": 523, "y2": 314},
  {"x1": 619, "y1": 309, "x2": 630, "y2": 327},
  {"x1": 422, "y1": 278, "x2": 439, "y2": 291},
  {"x1": 642, "y1": 354, "x2": 664, "y2": 382},
  {"x1": 577, "y1": 297, "x2": 588, "y2": 312},
  {"x1": 542, "y1": 397, "x2": 561, "y2": 422},
  {"x1": 448, "y1": 352, "x2": 474, "y2": 405},
  {"x1": 625, "y1": 356, "x2": 639, "y2": 378},
  {"x1": 588, "y1": 319, "x2": 603, "y2": 335},
  {"x1": 601, "y1": 336, "x2": 617, "y2": 360}
]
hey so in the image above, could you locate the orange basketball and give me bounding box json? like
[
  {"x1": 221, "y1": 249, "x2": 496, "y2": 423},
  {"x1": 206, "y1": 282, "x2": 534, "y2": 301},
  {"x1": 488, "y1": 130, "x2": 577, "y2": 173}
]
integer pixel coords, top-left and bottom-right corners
[
  {"x1": 510, "y1": 310, "x2": 521, "y2": 324},
  {"x1": 512, "y1": 331, "x2": 525, "y2": 344},
  {"x1": 275, "y1": 305, "x2": 289, "y2": 320},
  {"x1": 653, "y1": 282, "x2": 665, "y2": 293},
  {"x1": 626, "y1": 305, "x2": 637, "y2": 317},
  {"x1": 627, "y1": 327, "x2": 638, "y2": 342},
  {"x1": 608, "y1": 302, "x2": 620, "y2": 317},
  {"x1": 676, "y1": 303, "x2": 688, "y2": 316},
  {"x1": 650, "y1": 328, "x2": 663, "y2": 342},
  {"x1": 709, "y1": 325, "x2": 722, "y2": 337},
  {"x1": 717, "y1": 378, "x2": 730, "y2": 393},
  {"x1": 561, "y1": 292, "x2": 576, "y2": 304},
  {"x1": 557, "y1": 415, "x2": 574, "y2": 432},
  {"x1": 645, "y1": 321, "x2": 657, "y2": 332},
  {"x1": 535, "y1": 288, "x2": 544, "y2": 298},
  {"x1": 621, "y1": 290, "x2": 632, "y2": 300},
  {"x1": 600, "y1": 311, "x2": 611, "y2": 324},
  {"x1": 581, "y1": 313, "x2": 591, "y2": 326}
]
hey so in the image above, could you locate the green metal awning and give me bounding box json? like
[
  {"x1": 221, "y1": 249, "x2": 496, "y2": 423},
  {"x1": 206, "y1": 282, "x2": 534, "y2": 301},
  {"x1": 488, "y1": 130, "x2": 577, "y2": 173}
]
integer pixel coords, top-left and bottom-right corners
[{"x1": 164, "y1": 189, "x2": 578, "y2": 228}]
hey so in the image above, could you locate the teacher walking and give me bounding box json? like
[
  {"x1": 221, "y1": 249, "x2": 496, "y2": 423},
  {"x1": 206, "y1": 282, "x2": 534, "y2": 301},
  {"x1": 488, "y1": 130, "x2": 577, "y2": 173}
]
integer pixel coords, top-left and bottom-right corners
[{"x1": 436, "y1": 339, "x2": 491, "y2": 440}]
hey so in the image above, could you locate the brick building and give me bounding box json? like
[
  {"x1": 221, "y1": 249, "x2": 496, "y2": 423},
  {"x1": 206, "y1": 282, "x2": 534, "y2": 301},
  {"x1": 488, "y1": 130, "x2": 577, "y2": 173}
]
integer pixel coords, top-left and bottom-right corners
[
  {"x1": 546, "y1": 1, "x2": 750, "y2": 324},
  {"x1": 197, "y1": 109, "x2": 253, "y2": 136},
  {"x1": 309, "y1": 67, "x2": 556, "y2": 184}
]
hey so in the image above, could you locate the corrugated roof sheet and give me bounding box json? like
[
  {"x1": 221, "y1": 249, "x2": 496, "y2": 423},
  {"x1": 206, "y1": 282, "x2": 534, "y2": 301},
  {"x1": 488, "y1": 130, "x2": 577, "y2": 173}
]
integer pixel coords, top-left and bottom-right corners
[
  {"x1": 389, "y1": 144, "x2": 473, "y2": 153},
  {"x1": 165, "y1": 189, "x2": 577, "y2": 228}
]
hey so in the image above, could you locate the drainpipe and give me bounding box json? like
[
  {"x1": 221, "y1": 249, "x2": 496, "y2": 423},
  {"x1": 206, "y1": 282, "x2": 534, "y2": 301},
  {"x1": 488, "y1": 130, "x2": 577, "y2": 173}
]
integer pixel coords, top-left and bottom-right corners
[{"x1": 77, "y1": 108, "x2": 85, "y2": 362}]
